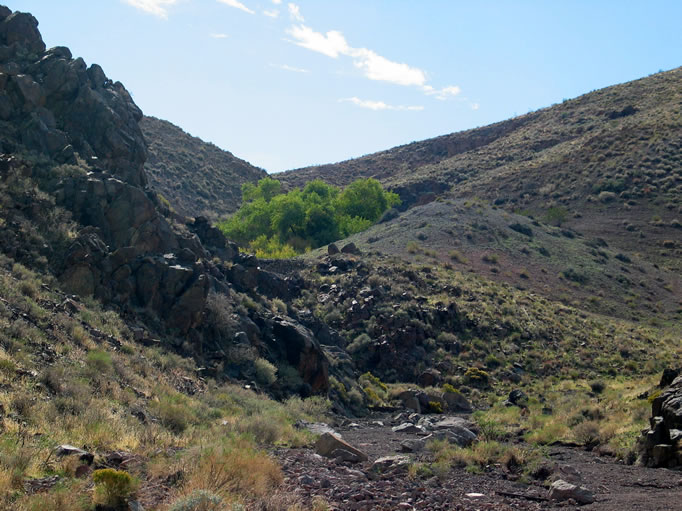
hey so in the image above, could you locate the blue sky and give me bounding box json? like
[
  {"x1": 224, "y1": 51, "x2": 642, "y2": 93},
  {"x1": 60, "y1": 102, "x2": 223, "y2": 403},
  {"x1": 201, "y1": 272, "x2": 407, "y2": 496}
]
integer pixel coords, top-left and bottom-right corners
[{"x1": 6, "y1": 1, "x2": 682, "y2": 172}]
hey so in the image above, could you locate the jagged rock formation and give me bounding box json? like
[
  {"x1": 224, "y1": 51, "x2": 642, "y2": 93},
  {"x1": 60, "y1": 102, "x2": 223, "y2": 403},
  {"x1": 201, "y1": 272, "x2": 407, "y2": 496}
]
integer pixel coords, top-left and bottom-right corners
[
  {"x1": 638, "y1": 374, "x2": 682, "y2": 467},
  {"x1": 0, "y1": 5, "x2": 328, "y2": 394}
]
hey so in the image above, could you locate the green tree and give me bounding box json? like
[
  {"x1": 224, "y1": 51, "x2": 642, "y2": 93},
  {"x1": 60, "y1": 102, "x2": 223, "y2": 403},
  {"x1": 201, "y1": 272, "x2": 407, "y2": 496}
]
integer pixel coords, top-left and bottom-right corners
[
  {"x1": 336, "y1": 178, "x2": 400, "y2": 221},
  {"x1": 217, "y1": 177, "x2": 400, "y2": 258}
]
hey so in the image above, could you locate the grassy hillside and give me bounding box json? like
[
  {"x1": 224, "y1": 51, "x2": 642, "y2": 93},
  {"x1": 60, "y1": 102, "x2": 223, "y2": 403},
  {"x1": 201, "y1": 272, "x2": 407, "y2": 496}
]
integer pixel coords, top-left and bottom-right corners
[
  {"x1": 277, "y1": 68, "x2": 682, "y2": 273},
  {"x1": 142, "y1": 116, "x2": 267, "y2": 219}
]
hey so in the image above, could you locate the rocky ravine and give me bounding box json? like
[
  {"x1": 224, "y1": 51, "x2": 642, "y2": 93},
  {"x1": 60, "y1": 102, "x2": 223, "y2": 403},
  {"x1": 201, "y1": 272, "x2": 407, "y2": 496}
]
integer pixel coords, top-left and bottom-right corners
[{"x1": 278, "y1": 413, "x2": 682, "y2": 511}]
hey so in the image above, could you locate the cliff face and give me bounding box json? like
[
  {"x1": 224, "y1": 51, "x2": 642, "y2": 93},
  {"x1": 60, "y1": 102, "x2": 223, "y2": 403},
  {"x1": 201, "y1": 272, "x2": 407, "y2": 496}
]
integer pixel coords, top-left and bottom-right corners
[{"x1": 0, "y1": 5, "x2": 329, "y2": 394}]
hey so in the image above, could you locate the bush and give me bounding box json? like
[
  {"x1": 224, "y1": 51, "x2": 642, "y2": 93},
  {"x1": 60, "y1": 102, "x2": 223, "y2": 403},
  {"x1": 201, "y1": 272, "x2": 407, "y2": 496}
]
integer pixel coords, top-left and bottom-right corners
[
  {"x1": 86, "y1": 349, "x2": 113, "y2": 374},
  {"x1": 254, "y1": 358, "x2": 277, "y2": 386},
  {"x1": 347, "y1": 333, "x2": 372, "y2": 353},
  {"x1": 169, "y1": 490, "x2": 224, "y2": 511},
  {"x1": 93, "y1": 468, "x2": 137, "y2": 508},
  {"x1": 217, "y1": 177, "x2": 399, "y2": 256}
]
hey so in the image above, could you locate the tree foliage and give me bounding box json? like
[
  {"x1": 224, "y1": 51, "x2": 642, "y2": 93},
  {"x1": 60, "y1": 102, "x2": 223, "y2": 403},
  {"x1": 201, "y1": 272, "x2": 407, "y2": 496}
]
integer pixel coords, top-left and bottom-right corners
[{"x1": 217, "y1": 177, "x2": 400, "y2": 257}]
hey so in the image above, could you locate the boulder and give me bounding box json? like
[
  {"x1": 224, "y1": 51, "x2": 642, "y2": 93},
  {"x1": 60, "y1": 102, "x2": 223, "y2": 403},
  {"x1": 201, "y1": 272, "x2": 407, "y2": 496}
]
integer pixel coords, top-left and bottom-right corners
[
  {"x1": 432, "y1": 416, "x2": 478, "y2": 433},
  {"x1": 271, "y1": 317, "x2": 329, "y2": 393},
  {"x1": 400, "y1": 438, "x2": 426, "y2": 452},
  {"x1": 398, "y1": 390, "x2": 422, "y2": 413},
  {"x1": 327, "y1": 243, "x2": 339, "y2": 255},
  {"x1": 548, "y1": 479, "x2": 595, "y2": 505},
  {"x1": 428, "y1": 427, "x2": 477, "y2": 447},
  {"x1": 639, "y1": 374, "x2": 682, "y2": 467},
  {"x1": 417, "y1": 369, "x2": 441, "y2": 387},
  {"x1": 315, "y1": 433, "x2": 367, "y2": 462},
  {"x1": 0, "y1": 11, "x2": 46, "y2": 54},
  {"x1": 443, "y1": 390, "x2": 473, "y2": 412},
  {"x1": 507, "y1": 388, "x2": 528, "y2": 407},
  {"x1": 341, "y1": 242, "x2": 360, "y2": 255}
]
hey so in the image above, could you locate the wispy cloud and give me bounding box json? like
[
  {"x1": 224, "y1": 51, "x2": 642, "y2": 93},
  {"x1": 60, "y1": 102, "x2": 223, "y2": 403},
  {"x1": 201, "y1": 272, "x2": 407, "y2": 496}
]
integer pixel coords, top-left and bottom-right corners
[
  {"x1": 340, "y1": 97, "x2": 423, "y2": 112},
  {"x1": 272, "y1": 0, "x2": 282, "y2": 4},
  {"x1": 271, "y1": 63, "x2": 310, "y2": 73},
  {"x1": 424, "y1": 84, "x2": 462, "y2": 100},
  {"x1": 263, "y1": 9, "x2": 279, "y2": 18},
  {"x1": 288, "y1": 3, "x2": 304, "y2": 22},
  {"x1": 123, "y1": 0, "x2": 178, "y2": 19},
  {"x1": 285, "y1": 6, "x2": 459, "y2": 95},
  {"x1": 217, "y1": 0, "x2": 255, "y2": 15},
  {"x1": 471, "y1": 102, "x2": 480, "y2": 110},
  {"x1": 210, "y1": 33, "x2": 229, "y2": 39},
  {"x1": 286, "y1": 25, "x2": 348, "y2": 58}
]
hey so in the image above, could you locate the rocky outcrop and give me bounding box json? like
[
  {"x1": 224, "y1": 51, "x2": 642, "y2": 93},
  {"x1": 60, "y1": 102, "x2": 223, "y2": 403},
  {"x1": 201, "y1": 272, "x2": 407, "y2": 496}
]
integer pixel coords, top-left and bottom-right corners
[
  {"x1": 269, "y1": 317, "x2": 329, "y2": 394},
  {"x1": 0, "y1": 10, "x2": 146, "y2": 186},
  {"x1": 0, "y1": 5, "x2": 329, "y2": 397},
  {"x1": 638, "y1": 375, "x2": 682, "y2": 468}
]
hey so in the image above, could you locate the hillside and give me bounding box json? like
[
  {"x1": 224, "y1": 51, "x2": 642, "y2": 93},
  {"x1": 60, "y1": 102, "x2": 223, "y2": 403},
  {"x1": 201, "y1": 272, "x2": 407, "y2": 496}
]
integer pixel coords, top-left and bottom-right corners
[
  {"x1": 277, "y1": 68, "x2": 682, "y2": 274},
  {"x1": 1, "y1": 4, "x2": 682, "y2": 510},
  {"x1": 141, "y1": 115, "x2": 266, "y2": 219}
]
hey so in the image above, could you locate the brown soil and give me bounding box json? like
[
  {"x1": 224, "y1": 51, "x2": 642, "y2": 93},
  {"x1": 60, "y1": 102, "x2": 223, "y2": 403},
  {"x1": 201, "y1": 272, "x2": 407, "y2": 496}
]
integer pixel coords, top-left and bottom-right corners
[{"x1": 275, "y1": 416, "x2": 682, "y2": 511}]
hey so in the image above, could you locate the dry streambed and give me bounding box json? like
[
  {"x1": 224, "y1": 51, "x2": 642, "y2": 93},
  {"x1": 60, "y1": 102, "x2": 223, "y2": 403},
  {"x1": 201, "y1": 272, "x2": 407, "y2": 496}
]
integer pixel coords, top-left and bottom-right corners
[{"x1": 275, "y1": 414, "x2": 682, "y2": 511}]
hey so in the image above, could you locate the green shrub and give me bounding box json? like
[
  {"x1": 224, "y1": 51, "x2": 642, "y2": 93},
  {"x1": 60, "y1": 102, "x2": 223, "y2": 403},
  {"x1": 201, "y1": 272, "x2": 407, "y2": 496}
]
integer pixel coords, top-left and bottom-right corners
[
  {"x1": 217, "y1": 177, "x2": 399, "y2": 256},
  {"x1": 428, "y1": 401, "x2": 444, "y2": 414},
  {"x1": 254, "y1": 358, "x2": 277, "y2": 386},
  {"x1": 86, "y1": 349, "x2": 113, "y2": 374},
  {"x1": 464, "y1": 367, "x2": 490, "y2": 386},
  {"x1": 93, "y1": 468, "x2": 137, "y2": 508},
  {"x1": 169, "y1": 490, "x2": 224, "y2": 511}
]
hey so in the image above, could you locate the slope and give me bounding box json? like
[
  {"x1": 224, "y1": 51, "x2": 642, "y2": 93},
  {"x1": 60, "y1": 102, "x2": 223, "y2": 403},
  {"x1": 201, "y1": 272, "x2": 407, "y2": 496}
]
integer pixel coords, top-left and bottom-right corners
[
  {"x1": 141, "y1": 115, "x2": 266, "y2": 219},
  {"x1": 277, "y1": 68, "x2": 682, "y2": 273}
]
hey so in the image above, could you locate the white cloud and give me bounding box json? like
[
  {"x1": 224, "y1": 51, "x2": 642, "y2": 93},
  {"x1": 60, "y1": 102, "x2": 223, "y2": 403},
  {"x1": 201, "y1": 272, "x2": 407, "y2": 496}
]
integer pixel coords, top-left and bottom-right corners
[
  {"x1": 263, "y1": 9, "x2": 279, "y2": 18},
  {"x1": 217, "y1": 0, "x2": 255, "y2": 15},
  {"x1": 424, "y1": 84, "x2": 462, "y2": 100},
  {"x1": 210, "y1": 33, "x2": 229, "y2": 39},
  {"x1": 340, "y1": 97, "x2": 423, "y2": 112},
  {"x1": 271, "y1": 63, "x2": 310, "y2": 73},
  {"x1": 272, "y1": 0, "x2": 282, "y2": 4},
  {"x1": 123, "y1": 0, "x2": 178, "y2": 19},
  {"x1": 350, "y1": 48, "x2": 426, "y2": 87},
  {"x1": 471, "y1": 102, "x2": 480, "y2": 110},
  {"x1": 286, "y1": 25, "x2": 349, "y2": 58},
  {"x1": 285, "y1": 6, "x2": 461, "y2": 96},
  {"x1": 288, "y1": 3, "x2": 304, "y2": 22}
]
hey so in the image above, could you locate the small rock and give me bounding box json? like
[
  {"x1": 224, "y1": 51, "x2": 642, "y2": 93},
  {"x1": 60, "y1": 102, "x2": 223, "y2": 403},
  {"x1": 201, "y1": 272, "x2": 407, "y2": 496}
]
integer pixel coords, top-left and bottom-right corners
[
  {"x1": 128, "y1": 501, "x2": 145, "y2": 511},
  {"x1": 508, "y1": 389, "x2": 528, "y2": 407},
  {"x1": 327, "y1": 243, "x2": 340, "y2": 255},
  {"x1": 332, "y1": 448, "x2": 364, "y2": 463},
  {"x1": 298, "y1": 474, "x2": 315, "y2": 485},
  {"x1": 392, "y1": 422, "x2": 424, "y2": 434},
  {"x1": 54, "y1": 445, "x2": 94, "y2": 465},
  {"x1": 400, "y1": 438, "x2": 426, "y2": 453},
  {"x1": 548, "y1": 479, "x2": 595, "y2": 505},
  {"x1": 369, "y1": 455, "x2": 411, "y2": 478}
]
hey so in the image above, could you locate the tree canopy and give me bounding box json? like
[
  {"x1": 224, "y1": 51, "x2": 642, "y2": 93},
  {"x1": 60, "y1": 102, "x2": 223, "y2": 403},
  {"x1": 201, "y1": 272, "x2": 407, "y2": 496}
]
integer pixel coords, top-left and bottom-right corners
[{"x1": 217, "y1": 177, "x2": 400, "y2": 258}]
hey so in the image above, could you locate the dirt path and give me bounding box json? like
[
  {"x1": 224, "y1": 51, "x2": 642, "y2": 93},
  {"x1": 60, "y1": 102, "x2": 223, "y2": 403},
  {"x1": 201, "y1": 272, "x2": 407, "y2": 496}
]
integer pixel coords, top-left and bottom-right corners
[{"x1": 275, "y1": 415, "x2": 682, "y2": 511}]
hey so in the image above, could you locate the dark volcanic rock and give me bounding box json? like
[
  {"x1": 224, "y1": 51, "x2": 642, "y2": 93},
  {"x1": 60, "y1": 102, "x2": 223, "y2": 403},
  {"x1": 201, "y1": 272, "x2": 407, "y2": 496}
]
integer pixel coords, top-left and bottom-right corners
[
  {"x1": 0, "y1": 11, "x2": 45, "y2": 54},
  {"x1": 638, "y1": 375, "x2": 682, "y2": 467},
  {"x1": 270, "y1": 317, "x2": 329, "y2": 394}
]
